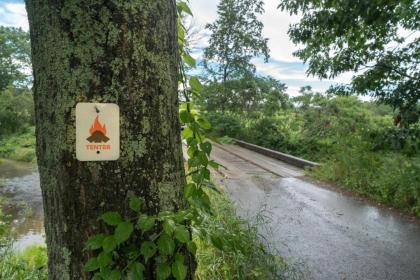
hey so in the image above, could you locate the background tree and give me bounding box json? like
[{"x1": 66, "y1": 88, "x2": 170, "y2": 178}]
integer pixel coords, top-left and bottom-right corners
[
  {"x1": 0, "y1": 26, "x2": 31, "y2": 90},
  {"x1": 201, "y1": 76, "x2": 289, "y2": 117},
  {"x1": 279, "y1": 0, "x2": 420, "y2": 127},
  {"x1": 26, "y1": 0, "x2": 193, "y2": 278},
  {"x1": 204, "y1": 0, "x2": 269, "y2": 82}
]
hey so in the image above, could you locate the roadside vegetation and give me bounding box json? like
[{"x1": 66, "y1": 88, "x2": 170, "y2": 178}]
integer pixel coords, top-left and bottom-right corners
[
  {"x1": 195, "y1": 188, "x2": 302, "y2": 280},
  {"x1": 202, "y1": 87, "x2": 420, "y2": 216}
]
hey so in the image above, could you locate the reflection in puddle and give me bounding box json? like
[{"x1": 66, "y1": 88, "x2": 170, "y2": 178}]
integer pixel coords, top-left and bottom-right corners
[{"x1": 0, "y1": 159, "x2": 44, "y2": 250}]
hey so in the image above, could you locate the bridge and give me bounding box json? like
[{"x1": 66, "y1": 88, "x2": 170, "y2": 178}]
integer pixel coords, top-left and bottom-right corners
[{"x1": 199, "y1": 140, "x2": 420, "y2": 280}]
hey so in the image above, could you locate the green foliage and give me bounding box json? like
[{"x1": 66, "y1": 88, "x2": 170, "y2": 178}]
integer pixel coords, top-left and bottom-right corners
[
  {"x1": 311, "y1": 142, "x2": 420, "y2": 216},
  {"x1": 368, "y1": 128, "x2": 420, "y2": 156},
  {"x1": 206, "y1": 113, "x2": 242, "y2": 138},
  {"x1": 244, "y1": 117, "x2": 288, "y2": 152},
  {"x1": 200, "y1": 76, "x2": 289, "y2": 117},
  {"x1": 279, "y1": 0, "x2": 420, "y2": 126},
  {"x1": 0, "y1": 127, "x2": 36, "y2": 162},
  {"x1": 0, "y1": 26, "x2": 32, "y2": 90},
  {"x1": 84, "y1": 200, "x2": 194, "y2": 279},
  {"x1": 204, "y1": 0, "x2": 269, "y2": 81},
  {"x1": 0, "y1": 87, "x2": 34, "y2": 136},
  {"x1": 0, "y1": 245, "x2": 48, "y2": 280}
]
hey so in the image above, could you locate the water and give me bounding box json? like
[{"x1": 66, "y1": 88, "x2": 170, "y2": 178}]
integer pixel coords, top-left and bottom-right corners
[{"x1": 0, "y1": 159, "x2": 44, "y2": 250}]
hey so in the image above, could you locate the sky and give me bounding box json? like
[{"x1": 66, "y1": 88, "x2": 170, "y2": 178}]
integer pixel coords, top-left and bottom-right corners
[{"x1": 0, "y1": 0, "x2": 352, "y2": 96}]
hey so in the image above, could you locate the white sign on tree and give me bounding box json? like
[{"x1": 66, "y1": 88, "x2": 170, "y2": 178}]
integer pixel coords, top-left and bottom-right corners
[{"x1": 76, "y1": 103, "x2": 120, "y2": 161}]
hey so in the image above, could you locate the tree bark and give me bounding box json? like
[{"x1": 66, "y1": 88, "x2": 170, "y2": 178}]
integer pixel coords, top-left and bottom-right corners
[{"x1": 26, "y1": 1, "x2": 191, "y2": 279}]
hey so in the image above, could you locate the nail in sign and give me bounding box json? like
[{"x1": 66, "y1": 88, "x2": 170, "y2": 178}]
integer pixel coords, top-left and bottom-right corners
[{"x1": 76, "y1": 103, "x2": 120, "y2": 161}]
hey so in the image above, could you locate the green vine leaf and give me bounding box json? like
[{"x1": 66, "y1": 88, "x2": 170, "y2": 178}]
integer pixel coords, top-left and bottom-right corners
[
  {"x1": 108, "y1": 270, "x2": 121, "y2": 280},
  {"x1": 85, "y1": 234, "x2": 106, "y2": 250},
  {"x1": 201, "y1": 168, "x2": 211, "y2": 180},
  {"x1": 172, "y1": 257, "x2": 187, "y2": 280},
  {"x1": 114, "y1": 221, "x2": 134, "y2": 244},
  {"x1": 156, "y1": 262, "x2": 172, "y2": 280},
  {"x1": 127, "y1": 262, "x2": 145, "y2": 280},
  {"x1": 101, "y1": 212, "x2": 122, "y2": 226},
  {"x1": 157, "y1": 233, "x2": 175, "y2": 255},
  {"x1": 140, "y1": 241, "x2": 157, "y2": 263},
  {"x1": 180, "y1": 110, "x2": 194, "y2": 123},
  {"x1": 174, "y1": 210, "x2": 190, "y2": 223},
  {"x1": 129, "y1": 196, "x2": 141, "y2": 213},
  {"x1": 189, "y1": 77, "x2": 203, "y2": 93},
  {"x1": 174, "y1": 225, "x2": 190, "y2": 243},
  {"x1": 84, "y1": 257, "x2": 99, "y2": 272},
  {"x1": 138, "y1": 215, "x2": 155, "y2": 232},
  {"x1": 184, "y1": 183, "x2": 197, "y2": 198},
  {"x1": 183, "y1": 53, "x2": 196, "y2": 68},
  {"x1": 200, "y1": 142, "x2": 212, "y2": 155},
  {"x1": 102, "y1": 236, "x2": 117, "y2": 253},
  {"x1": 97, "y1": 251, "x2": 112, "y2": 268},
  {"x1": 162, "y1": 219, "x2": 176, "y2": 236},
  {"x1": 177, "y1": 1, "x2": 193, "y2": 16},
  {"x1": 208, "y1": 160, "x2": 220, "y2": 169},
  {"x1": 181, "y1": 127, "x2": 193, "y2": 138},
  {"x1": 196, "y1": 117, "x2": 211, "y2": 129}
]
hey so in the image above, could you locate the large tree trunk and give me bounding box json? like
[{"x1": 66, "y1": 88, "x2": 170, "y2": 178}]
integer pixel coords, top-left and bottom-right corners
[{"x1": 26, "y1": 1, "x2": 190, "y2": 279}]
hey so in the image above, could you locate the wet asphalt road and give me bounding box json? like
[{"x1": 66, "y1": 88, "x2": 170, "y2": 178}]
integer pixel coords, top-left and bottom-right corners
[{"x1": 210, "y1": 143, "x2": 420, "y2": 280}]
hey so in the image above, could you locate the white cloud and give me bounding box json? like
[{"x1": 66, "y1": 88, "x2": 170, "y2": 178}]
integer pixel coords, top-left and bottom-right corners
[
  {"x1": 0, "y1": 2, "x2": 28, "y2": 30},
  {"x1": 259, "y1": 1, "x2": 302, "y2": 62},
  {"x1": 5, "y1": 3, "x2": 26, "y2": 16},
  {"x1": 1, "y1": 0, "x2": 355, "y2": 95}
]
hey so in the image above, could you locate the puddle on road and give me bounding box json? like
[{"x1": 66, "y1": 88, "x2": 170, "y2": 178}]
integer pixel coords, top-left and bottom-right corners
[{"x1": 0, "y1": 159, "x2": 45, "y2": 250}]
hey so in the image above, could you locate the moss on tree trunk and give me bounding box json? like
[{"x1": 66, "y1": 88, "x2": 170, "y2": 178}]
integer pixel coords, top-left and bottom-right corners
[{"x1": 26, "y1": 0, "x2": 191, "y2": 278}]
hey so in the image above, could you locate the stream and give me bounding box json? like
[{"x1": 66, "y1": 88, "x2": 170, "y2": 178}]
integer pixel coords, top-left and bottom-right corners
[{"x1": 0, "y1": 159, "x2": 44, "y2": 250}]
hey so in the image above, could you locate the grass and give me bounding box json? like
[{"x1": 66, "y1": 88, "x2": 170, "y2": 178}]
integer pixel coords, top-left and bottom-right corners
[
  {"x1": 0, "y1": 196, "x2": 47, "y2": 280},
  {"x1": 310, "y1": 146, "x2": 420, "y2": 217},
  {"x1": 0, "y1": 127, "x2": 36, "y2": 162},
  {"x1": 0, "y1": 244, "x2": 48, "y2": 280},
  {"x1": 195, "y1": 188, "x2": 303, "y2": 280}
]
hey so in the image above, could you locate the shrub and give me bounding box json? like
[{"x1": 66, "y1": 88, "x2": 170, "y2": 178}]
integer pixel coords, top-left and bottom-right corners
[
  {"x1": 0, "y1": 127, "x2": 36, "y2": 162},
  {"x1": 369, "y1": 128, "x2": 420, "y2": 156},
  {"x1": 312, "y1": 141, "x2": 420, "y2": 216},
  {"x1": 0, "y1": 88, "x2": 34, "y2": 136},
  {"x1": 206, "y1": 112, "x2": 243, "y2": 138},
  {"x1": 243, "y1": 117, "x2": 289, "y2": 152}
]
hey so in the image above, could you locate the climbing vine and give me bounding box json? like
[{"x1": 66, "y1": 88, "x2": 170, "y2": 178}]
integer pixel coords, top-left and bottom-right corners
[{"x1": 83, "y1": 2, "x2": 217, "y2": 279}]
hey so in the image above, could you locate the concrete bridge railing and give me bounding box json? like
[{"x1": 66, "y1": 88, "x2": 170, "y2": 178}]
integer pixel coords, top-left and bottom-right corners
[{"x1": 232, "y1": 138, "x2": 320, "y2": 169}]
